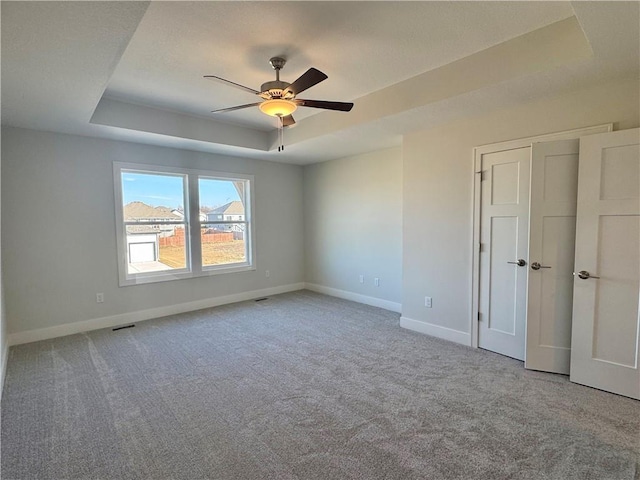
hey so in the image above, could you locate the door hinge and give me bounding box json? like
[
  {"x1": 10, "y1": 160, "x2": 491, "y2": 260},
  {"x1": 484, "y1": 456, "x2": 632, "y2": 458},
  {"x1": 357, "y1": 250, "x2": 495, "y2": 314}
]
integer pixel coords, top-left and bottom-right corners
[
  {"x1": 479, "y1": 243, "x2": 485, "y2": 253},
  {"x1": 477, "y1": 312, "x2": 481, "y2": 322},
  {"x1": 476, "y1": 170, "x2": 486, "y2": 181}
]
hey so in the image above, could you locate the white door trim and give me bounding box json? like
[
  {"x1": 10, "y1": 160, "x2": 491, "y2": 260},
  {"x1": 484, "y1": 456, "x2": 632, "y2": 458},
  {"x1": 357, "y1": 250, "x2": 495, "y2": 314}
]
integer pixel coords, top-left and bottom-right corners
[{"x1": 470, "y1": 124, "x2": 613, "y2": 349}]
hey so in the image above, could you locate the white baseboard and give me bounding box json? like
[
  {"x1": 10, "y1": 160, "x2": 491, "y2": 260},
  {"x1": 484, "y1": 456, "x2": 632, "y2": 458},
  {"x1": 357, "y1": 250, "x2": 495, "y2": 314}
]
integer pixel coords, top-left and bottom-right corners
[
  {"x1": 1, "y1": 339, "x2": 8, "y2": 399},
  {"x1": 400, "y1": 316, "x2": 471, "y2": 346},
  {"x1": 304, "y1": 283, "x2": 402, "y2": 313},
  {"x1": 8, "y1": 283, "x2": 305, "y2": 346}
]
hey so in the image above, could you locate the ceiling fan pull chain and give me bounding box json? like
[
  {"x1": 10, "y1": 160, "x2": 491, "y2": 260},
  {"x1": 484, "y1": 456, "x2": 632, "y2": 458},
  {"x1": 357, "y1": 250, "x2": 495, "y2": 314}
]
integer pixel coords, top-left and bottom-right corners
[
  {"x1": 276, "y1": 116, "x2": 280, "y2": 151},
  {"x1": 277, "y1": 116, "x2": 283, "y2": 152}
]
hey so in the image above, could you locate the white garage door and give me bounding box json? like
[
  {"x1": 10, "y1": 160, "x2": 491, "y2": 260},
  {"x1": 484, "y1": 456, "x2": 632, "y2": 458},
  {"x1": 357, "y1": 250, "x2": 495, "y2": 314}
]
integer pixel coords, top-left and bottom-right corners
[{"x1": 129, "y1": 242, "x2": 156, "y2": 263}]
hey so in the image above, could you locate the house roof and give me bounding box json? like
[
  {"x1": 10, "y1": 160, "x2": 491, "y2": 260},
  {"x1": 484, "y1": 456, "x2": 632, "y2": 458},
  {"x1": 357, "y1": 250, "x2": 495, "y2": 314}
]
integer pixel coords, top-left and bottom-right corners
[
  {"x1": 126, "y1": 225, "x2": 160, "y2": 235},
  {"x1": 209, "y1": 201, "x2": 244, "y2": 216},
  {"x1": 124, "y1": 201, "x2": 181, "y2": 221}
]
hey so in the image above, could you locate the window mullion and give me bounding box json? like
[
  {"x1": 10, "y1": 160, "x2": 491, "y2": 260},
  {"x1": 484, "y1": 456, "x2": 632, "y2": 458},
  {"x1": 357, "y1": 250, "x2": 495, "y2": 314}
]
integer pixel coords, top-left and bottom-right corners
[
  {"x1": 188, "y1": 174, "x2": 203, "y2": 274},
  {"x1": 124, "y1": 221, "x2": 186, "y2": 226},
  {"x1": 202, "y1": 222, "x2": 248, "y2": 225}
]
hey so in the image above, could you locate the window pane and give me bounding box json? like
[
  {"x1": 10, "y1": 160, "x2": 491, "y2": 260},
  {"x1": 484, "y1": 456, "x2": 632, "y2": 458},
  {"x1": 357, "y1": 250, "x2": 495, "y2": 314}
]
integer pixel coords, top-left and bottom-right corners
[
  {"x1": 198, "y1": 178, "x2": 245, "y2": 224},
  {"x1": 201, "y1": 224, "x2": 247, "y2": 266},
  {"x1": 199, "y1": 178, "x2": 248, "y2": 267},
  {"x1": 122, "y1": 171, "x2": 186, "y2": 222},
  {"x1": 122, "y1": 171, "x2": 188, "y2": 275},
  {"x1": 126, "y1": 225, "x2": 187, "y2": 273}
]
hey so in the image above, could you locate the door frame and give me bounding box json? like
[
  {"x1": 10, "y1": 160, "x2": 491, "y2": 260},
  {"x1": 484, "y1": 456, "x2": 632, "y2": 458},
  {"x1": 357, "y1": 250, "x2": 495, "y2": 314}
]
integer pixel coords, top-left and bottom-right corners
[{"x1": 470, "y1": 124, "x2": 612, "y2": 349}]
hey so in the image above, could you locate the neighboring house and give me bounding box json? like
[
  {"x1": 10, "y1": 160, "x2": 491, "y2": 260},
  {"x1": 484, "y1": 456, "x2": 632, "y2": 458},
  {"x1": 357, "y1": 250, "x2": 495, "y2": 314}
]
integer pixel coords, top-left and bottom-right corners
[
  {"x1": 171, "y1": 208, "x2": 208, "y2": 222},
  {"x1": 206, "y1": 201, "x2": 245, "y2": 232},
  {"x1": 124, "y1": 201, "x2": 182, "y2": 238},
  {"x1": 124, "y1": 202, "x2": 181, "y2": 263}
]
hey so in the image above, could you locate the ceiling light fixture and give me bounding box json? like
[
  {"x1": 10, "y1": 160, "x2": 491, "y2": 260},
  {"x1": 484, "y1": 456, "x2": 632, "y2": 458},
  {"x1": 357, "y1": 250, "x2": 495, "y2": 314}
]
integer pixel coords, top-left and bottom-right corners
[
  {"x1": 258, "y1": 98, "x2": 298, "y2": 152},
  {"x1": 258, "y1": 98, "x2": 297, "y2": 117}
]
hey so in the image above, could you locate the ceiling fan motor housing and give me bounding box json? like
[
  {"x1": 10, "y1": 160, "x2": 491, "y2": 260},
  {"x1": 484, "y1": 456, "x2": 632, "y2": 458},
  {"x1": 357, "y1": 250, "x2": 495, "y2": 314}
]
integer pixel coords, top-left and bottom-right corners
[
  {"x1": 260, "y1": 57, "x2": 295, "y2": 99},
  {"x1": 259, "y1": 80, "x2": 294, "y2": 100}
]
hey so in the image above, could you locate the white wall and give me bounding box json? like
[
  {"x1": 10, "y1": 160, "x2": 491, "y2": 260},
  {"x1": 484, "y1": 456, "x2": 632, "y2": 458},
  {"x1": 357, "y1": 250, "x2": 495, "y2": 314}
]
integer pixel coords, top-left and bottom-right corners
[
  {"x1": 402, "y1": 76, "x2": 640, "y2": 340},
  {"x1": 303, "y1": 148, "x2": 402, "y2": 310},
  {"x1": 2, "y1": 127, "x2": 304, "y2": 338},
  {"x1": 0, "y1": 125, "x2": 7, "y2": 395}
]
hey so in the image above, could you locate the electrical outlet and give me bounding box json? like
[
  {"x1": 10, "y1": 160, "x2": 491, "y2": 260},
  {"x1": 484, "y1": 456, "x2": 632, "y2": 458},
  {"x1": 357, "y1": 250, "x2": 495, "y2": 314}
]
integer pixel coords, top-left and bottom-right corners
[
  {"x1": 265, "y1": 270, "x2": 270, "y2": 278},
  {"x1": 359, "y1": 274, "x2": 364, "y2": 284},
  {"x1": 96, "y1": 293, "x2": 104, "y2": 303},
  {"x1": 425, "y1": 296, "x2": 432, "y2": 308},
  {"x1": 374, "y1": 277, "x2": 380, "y2": 287}
]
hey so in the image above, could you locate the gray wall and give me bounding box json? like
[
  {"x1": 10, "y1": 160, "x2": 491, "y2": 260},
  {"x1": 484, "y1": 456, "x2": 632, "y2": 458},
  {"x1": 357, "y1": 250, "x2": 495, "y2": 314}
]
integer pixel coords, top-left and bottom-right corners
[
  {"x1": 303, "y1": 148, "x2": 402, "y2": 305},
  {"x1": 2, "y1": 127, "x2": 304, "y2": 334},
  {"x1": 3, "y1": 76, "x2": 639, "y2": 344},
  {"x1": 0, "y1": 126, "x2": 6, "y2": 388},
  {"x1": 402, "y1": 76, "x2": 640, "y2": 335}
]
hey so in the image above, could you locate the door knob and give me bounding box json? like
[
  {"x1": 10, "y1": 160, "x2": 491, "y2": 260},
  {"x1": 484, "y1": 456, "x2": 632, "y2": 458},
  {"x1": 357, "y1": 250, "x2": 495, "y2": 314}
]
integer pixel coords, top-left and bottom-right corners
[
  {"x1": 574, "y1": 270, "x2": 600, "y2": 280},
  {"x1": 507, "y1": 259, "x2": 526, "y2": 267},
  {"x1": 531, "y1": 262, "x2": 552, "y2": 271}
]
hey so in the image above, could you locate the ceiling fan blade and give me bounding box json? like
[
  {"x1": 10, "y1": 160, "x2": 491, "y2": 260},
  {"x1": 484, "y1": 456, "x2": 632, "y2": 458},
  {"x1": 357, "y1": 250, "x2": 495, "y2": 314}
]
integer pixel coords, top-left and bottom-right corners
[
  {"x1": 295, "y1": 99, "x2": 354, "y2": 112},
  {"x1": 283, "y1": 68, "x2": 328, "y2": 96},
  {"x1": 211, "y1": 102, "x2": 261, "y2": 113},
  {"x1": 204, "y1": 75, "x2": 260, "y2": 95},
  {"x1": 281, "y1": 115, "x2": 296, "y2": 127}
]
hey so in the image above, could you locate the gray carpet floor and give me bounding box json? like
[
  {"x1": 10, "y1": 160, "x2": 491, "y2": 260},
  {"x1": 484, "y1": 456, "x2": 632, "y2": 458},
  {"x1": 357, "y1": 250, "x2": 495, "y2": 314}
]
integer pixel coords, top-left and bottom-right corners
[{"x1": 1, "y1": 290, "x2": 639, "y2": 480}]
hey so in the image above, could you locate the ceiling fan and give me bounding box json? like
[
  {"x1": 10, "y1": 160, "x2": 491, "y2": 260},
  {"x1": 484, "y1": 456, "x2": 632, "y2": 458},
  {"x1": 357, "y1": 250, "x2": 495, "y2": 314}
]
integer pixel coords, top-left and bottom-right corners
[{"x1": 205, "y1": 57, "x2": 354, "y2": 151}]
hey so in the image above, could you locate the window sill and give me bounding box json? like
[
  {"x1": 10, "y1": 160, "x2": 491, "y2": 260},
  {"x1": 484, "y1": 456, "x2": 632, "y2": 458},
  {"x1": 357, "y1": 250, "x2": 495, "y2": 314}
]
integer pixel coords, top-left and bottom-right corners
[{"x1": 120, "y1": 264, "x2": 255, "y2": 287}]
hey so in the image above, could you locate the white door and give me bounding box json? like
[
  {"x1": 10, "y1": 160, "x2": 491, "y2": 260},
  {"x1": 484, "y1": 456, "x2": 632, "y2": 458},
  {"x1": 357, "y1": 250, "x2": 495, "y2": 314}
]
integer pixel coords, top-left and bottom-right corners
[
  {"x1": 570, "y1": 128, "x2": 640, "y2": 400},
  {"x1": 479, "y1": 147, "x2": 530, "y2": 360},
  {"x1": 525, "y1": 140, "x2": 579, "y2": 374}
]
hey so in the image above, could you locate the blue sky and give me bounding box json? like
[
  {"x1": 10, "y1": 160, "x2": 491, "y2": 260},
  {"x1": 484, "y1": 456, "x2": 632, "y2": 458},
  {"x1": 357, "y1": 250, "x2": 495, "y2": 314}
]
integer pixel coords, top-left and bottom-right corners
[{"x1": 122, "y1": 172, "x2": 241, "y2": 209}]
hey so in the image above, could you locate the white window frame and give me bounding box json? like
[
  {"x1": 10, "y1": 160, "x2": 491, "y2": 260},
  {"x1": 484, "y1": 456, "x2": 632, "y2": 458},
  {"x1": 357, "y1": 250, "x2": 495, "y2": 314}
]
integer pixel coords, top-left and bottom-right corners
[{"x1": 114, "y1": 162, "x2": 255, "y2": 286}]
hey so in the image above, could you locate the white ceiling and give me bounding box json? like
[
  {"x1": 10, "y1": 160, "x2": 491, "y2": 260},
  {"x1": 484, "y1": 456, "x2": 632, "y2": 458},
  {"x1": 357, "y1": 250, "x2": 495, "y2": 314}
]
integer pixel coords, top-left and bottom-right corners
[
  {"x1": 106, "y1": 1, "x2": 576, "y2": 129},
  {"x1": 2, "y1": 1, "x2": 639, "y2": 165}
]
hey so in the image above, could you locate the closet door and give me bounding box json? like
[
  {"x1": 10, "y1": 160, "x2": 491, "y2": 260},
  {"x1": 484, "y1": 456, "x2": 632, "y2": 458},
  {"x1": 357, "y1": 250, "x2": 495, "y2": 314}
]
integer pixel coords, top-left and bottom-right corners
[
  {"x1": 525, "y1": 140, "x2": 579, "y2": 374},
  {"x1": 478, "y1": 147, "x2": 530, "y2": 360},
  {"x1": 570, "y1": 128, "x2": 640, "y2": 399}
]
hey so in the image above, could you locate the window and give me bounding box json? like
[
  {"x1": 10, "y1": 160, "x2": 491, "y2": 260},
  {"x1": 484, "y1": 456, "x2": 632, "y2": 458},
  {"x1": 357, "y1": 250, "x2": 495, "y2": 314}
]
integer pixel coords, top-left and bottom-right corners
[{"x1": 114, "y1": 163, "x2": 254, "y2": 286}]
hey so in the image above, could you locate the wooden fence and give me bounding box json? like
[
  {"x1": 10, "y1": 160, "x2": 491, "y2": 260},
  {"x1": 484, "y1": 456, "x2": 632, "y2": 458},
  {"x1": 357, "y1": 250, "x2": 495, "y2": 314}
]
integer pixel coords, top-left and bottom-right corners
[{"x1": 159, "y1": 228, "x2": 234, "y2": 247}]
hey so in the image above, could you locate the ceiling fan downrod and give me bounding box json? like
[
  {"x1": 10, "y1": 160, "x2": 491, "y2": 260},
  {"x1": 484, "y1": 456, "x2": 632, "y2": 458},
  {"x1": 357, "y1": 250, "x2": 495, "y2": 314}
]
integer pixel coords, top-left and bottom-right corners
[
  {"x1": 269, "y1": 57, "x2": 286, "y2": 81},
  {"x1": 261, "y1": 57, "x2": 291, "y2": 99}
]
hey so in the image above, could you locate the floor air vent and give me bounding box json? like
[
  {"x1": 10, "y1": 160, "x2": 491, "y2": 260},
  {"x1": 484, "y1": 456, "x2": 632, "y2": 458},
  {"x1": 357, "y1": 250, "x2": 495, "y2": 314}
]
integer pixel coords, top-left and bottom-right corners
[{"x1": 112, "y1": 324, "x2": 135, "y2": 331}]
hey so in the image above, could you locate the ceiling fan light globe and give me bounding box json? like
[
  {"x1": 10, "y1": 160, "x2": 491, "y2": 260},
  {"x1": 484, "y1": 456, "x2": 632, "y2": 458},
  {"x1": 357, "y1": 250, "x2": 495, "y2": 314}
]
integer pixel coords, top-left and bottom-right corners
[{"x1": 259, "y1": 99, "x2": 297, "y2": 117}]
